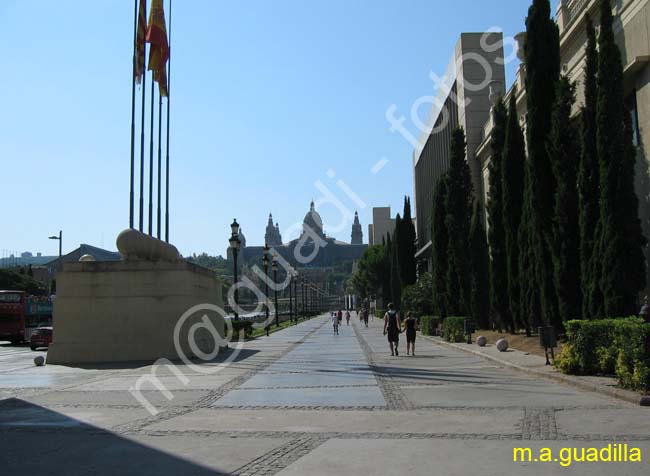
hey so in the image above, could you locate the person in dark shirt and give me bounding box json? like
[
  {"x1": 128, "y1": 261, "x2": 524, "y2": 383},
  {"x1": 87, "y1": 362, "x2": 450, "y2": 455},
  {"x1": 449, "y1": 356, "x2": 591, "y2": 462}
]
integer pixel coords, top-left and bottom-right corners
[{"x1": 403, "y1": 313, "x2": 418, "y2": 356}]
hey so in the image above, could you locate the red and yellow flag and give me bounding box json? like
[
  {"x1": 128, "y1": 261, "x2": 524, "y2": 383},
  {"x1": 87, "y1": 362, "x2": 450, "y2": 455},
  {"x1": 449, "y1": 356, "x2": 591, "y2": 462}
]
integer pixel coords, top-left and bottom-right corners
[
  {"x1": 146, "y1": 0, "x2": 169, "y2": 97},
  {"x1": 134, "y1": 0, "x2": 147, "y2": 84}
]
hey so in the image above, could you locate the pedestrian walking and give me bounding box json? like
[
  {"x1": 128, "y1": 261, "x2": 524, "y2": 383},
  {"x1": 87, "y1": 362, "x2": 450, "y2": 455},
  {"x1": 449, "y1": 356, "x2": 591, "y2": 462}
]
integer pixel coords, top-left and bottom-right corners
[
  {"x1": 363, "y1": 308, "x2": 369, "y2": 328},
  {"x1": 383, "y1": 303, "x2": 402, "y2": 356},
  {"x1": 345, "y1": 310, "x2": 350, "y2": 325},
  {"x1": 332, "y1": 312, "x2": 339, "y2": 335},
  {"x1": 337, "y1": 309, "x2": 343, "y2": 325},
  {"x1": 403, "y1": 312, "x2": 418, "y2": 356}
]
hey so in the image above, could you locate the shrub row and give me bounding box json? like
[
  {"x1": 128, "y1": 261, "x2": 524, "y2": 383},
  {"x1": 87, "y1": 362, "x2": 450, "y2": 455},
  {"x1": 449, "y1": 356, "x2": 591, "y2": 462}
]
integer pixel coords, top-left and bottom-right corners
[
  {"x1": 442, "y1": 316, "x2": 466, "y2": 343},
  {"x1": 419, "y1": 316, "x2": 441, "y2": 336},
  {"x1": 554, "y1": 317, "x2": 650, "y2": 392}
]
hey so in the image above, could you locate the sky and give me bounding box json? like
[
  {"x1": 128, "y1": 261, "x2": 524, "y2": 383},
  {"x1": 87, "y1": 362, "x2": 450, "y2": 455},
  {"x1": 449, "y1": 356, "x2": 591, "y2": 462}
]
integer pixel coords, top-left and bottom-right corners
[{"x1": 0, "y1": 0, "x2": 535, "y2": 258}]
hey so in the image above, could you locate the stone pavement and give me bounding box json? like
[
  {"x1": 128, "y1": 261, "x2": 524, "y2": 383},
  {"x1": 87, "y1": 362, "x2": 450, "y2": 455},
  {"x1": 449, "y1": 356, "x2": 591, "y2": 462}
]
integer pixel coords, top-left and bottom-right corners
[{"x1": 1, "y1": 314, "x2": 649, "y2": 475}]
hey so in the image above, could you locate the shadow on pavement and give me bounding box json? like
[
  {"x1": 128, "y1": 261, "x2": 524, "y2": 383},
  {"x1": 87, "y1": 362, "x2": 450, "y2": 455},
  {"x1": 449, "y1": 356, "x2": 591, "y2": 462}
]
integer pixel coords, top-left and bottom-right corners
[{"x1": 0, "y1": 398, "x2": 227, "y2": 476}]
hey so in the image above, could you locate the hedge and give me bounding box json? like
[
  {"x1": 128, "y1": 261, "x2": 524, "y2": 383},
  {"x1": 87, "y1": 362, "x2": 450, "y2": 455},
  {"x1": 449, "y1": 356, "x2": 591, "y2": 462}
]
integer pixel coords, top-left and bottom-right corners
[
  {"x1": 374, "y1": 309, "x2": 385, "y2": 319},
  {"x1": 419, "y1": 316, "x2": 441, "y2": 336},
  {"x1": 554, "y1": 317, "x2": 650, "y2": 392},
  {"x1": 229, "y1": 320, "x2": 254, "y2": 340},
  {"x1": 442, "y1": 316, "x2": 465, "y2": 343}
]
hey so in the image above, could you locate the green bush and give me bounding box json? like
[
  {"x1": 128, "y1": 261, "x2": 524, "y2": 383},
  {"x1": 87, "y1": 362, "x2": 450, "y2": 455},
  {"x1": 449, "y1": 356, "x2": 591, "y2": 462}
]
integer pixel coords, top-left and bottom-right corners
[
  {"x1": 229, "y1": 320, "x2": 253, "y2": 340},
  {"x1": 556, "y1": 317, "x2": 650, "y2": 392},
  {"x1": 419, "y1": 316, "x2": 441, "y2": 336},
  {"x1": 442, "y1": 316, "x2": 465, "y2": 343},
  {"x1": 374, "y1": 309, "x2": 385, "y2": 319}
]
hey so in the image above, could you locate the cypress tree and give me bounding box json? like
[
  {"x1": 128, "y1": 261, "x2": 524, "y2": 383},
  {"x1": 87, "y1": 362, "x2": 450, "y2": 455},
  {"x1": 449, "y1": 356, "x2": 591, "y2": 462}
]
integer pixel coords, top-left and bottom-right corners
[
  {"x1": 431, "y1": 178, "x2": 449, "y2": 318},
  {"x1": 487, "y1": 98, "x2": 511, "y2": 331},
  {"x1": 525, "y1": 0, "x2": 561, "y2": 328},
  {"x1": 548, "y1": 77, "x2": 582, "y2": 322},
  {"x1": 469, "y1": 201, "x2": 490, "y2": 329},
  {"x1": 518, "y1": 161, "x2": 541, "y2": 330},
  {"x1": 595, "y1": 0, "x2": 646, "y2": 316},
  {"x1": 445, "y1": 128, "x2": 473, "y2": 316},
  {"x1": 399, "y1": 196, "x2": 418, "y2": 287},
  {"x1": 390, "y1": 215, "x2": 402, "y2": 309},
  {"x1": 502, "y1": 93, "x2": 527, "y2": 331},
  {"x1": 579, "y1": 16, "x2": 602, "y2": 319}
]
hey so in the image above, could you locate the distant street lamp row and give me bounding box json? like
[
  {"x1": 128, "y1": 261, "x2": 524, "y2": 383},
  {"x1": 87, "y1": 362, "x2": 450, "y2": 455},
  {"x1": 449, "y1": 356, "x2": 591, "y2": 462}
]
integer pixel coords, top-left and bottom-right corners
[{"x1": 229, "y1": 219, "x2": 327, "y2": 326}]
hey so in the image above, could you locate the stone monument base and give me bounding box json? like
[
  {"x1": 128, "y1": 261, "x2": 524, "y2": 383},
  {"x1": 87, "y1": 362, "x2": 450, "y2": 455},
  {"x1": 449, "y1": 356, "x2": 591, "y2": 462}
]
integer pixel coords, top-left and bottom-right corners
[{"x1": 47, "y1": 259, "x2": 224, "y2": 365}]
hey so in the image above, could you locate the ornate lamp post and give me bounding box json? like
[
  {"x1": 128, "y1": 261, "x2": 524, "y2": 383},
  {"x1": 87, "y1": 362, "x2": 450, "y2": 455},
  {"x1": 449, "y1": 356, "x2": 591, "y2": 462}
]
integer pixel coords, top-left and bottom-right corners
[
  {"x1": 293, "y1": 271, "x2": 299, "y2": 321},
  {"x1": 272, "y1": 256, "x2": 279, "y2": 327},
  {"x1": 288, "y1": 270, "x2": 294, "y2": 323},
  {"x1": 229, "y1": 219, "x2": 241, "y2": 320},
  {"x1": 301, "y1": 277, "x2": 306, "y2": 317},
  {"x1": 262, "y1": 244, "x2": 270, "y2": 333}
]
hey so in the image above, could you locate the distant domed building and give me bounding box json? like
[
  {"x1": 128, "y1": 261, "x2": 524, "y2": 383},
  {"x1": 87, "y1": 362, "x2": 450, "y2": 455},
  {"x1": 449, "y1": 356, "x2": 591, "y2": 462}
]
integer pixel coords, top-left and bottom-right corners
[{"x1": 229, "y1": 202, "x2": 367, "y2": 268}]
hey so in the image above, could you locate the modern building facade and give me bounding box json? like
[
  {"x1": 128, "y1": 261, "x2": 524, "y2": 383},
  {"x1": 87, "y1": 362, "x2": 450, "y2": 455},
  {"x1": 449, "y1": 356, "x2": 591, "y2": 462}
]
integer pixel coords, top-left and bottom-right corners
[
  {"x1": 367, "y1": 206, "x2": 397, "y2": 246},
  {"x1": 412, "y1": 32, "x2": 506, "y2": 270},
  {"x1": 476, "y1": 0, "x2": 650, "y2": 279}
]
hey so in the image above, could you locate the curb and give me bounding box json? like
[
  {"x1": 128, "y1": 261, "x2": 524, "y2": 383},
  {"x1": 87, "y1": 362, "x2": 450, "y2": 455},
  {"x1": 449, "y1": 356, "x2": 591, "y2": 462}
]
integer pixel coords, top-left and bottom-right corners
[{"x1": 421, "y1": 335, "x2": 646, "y2": 407}]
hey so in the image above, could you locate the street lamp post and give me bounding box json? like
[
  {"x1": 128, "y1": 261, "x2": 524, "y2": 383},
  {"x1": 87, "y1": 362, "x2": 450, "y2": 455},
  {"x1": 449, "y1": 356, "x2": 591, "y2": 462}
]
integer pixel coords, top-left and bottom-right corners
[
  {"x1": 48, "y1": 230, "x2": 62, "y2": 257},
  {"x1": 288, "y1": 270, "x2": 293, "y2": 323},
  {"x1": 294, "y1": 271, "x2": 299, "y2": 321},
  {"x1": 262, "y1": 244, "x2": 270, "y2": 335},
  {"x1": 301, "y1": 277, "x2": 306, "y2": 317},
  {"x1": 272, "y1": 256, "x2": 279, "y2": 328},
  {"x1": 228, "y1": 219, "x2": 241, "y2": 321}
]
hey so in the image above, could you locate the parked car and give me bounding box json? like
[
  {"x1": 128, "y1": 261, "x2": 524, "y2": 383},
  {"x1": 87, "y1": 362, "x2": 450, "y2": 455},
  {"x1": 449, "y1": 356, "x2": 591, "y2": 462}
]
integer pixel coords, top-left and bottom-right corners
[{"x1": 30, "y1": 327, "x2": 53, "y2": 351}]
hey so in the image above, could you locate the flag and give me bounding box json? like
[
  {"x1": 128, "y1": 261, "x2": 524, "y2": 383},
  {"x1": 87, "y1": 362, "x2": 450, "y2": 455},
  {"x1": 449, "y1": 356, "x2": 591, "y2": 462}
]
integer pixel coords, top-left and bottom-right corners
[
  {"x1": 146, "y1": 0, "x2": 169, "y2": 97},
  {"x1": 134, "y1": 0, "x2": 147, "y2": 84}
]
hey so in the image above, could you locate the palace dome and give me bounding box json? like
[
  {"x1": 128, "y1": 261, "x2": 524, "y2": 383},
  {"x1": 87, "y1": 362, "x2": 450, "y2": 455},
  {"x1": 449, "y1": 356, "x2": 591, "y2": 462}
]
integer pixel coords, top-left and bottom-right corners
[{"x1": 303, "y1": 201, "x2": 324, "y2": 236}]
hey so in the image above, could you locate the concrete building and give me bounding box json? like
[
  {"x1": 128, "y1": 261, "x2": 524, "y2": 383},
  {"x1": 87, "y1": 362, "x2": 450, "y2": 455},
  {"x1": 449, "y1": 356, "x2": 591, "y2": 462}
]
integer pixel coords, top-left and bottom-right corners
[
  {"x1": 367, "y1": 206, "x2": 397, "y2": 246},
  {"x1": 412, "y1": 32, "x2": 506, "y2": 269},
  {"x1": 476, "y1": 0, "x2": 650, "y2": 276}
]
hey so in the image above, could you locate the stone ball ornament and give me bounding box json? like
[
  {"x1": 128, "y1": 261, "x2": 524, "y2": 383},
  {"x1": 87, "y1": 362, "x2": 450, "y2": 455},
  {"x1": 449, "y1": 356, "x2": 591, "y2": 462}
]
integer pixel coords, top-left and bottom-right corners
[
  {"x1": 477, "y1": 335, "x2": 487, "y2": 347},
  {"x1": 34, "y1": 355, "x2": 45, "y2": 366},
  {"x1": 496, "y1": 338, "x2": 509, "y2": 352}
]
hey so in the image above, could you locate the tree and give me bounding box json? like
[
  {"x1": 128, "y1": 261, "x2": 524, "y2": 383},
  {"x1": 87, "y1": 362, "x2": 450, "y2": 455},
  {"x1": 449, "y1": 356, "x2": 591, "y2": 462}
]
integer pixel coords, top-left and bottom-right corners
[
  {"x1": 487, "y1": 98, "x2": 510, "y2": 331},
  {"x1": 401, "y1": 272, "x2": 434, "y2": 315},
  {"x1": 352, "y1": 245, "x2": 390, "y2": 302},
  {"x1": 594, "y1": 0, "x2": 646, "y2": 316},
  {"x1": 502, "y1": 93, "x2": 527, "y2": 331},
  {"x1": 469, "y1": 201, "x2": 490, "y2": 329},
  {"x1": 398, "y1": 196, "x2": 417, "y2": 287},
  {"x1": 525, "y1": 0, "x2": 561, "y2": 328},
  {"x1": 390, "y1": 214, "x2": 402, "y2": 309},
  {"x1": 518, "y1": 161, "x2": 541, "y2": 330},
  {"x1": 548, "y1": 77, "x2": 582, "y2": 322},
  {"x1": 579, "y1": 16, "x2": 602, "y2": 319},
  {"x1": 445, "y1": 128, "x2": 473, "y2": 315},
  {"x1": 431, "y1": 178, "x2": 449, "y2": 318}
]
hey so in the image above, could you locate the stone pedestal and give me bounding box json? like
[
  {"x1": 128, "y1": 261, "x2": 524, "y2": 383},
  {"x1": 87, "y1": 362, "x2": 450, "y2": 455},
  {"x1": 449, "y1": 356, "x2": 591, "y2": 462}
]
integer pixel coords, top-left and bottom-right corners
[{"x1": 47, "y1": 259, "x2": 224, "y2": 365}]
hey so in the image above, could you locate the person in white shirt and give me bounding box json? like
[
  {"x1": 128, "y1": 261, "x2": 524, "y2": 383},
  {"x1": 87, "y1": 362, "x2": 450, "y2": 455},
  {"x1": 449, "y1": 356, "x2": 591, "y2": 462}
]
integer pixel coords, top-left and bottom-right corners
[{"x1": 331, "y1": 312, "x2": 339, "y2": 335}]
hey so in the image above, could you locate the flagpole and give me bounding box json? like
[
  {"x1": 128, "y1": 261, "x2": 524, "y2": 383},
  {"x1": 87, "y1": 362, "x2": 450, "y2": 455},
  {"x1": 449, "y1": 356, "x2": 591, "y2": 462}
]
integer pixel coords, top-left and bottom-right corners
[
  {"x1": 165, "y1": 0, "x2": 171, "y2": 243},
  {"x1": 148, "y1": 75, "x2": 155, "y2": 236},
  {"x1": 129, "y1": 0, "x2": 138, "y2": 229},
  {"x1": 139, "y1": 0, "x2": 148, "y2": 233},
  {"x1": 157, "y1": 92, "x2": 162, "y2": 240}
]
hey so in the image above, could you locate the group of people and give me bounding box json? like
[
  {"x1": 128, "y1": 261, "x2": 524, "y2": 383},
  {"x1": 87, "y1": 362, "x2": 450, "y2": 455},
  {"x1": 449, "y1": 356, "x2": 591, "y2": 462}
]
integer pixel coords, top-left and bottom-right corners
[
  {"x1": 329, "y1": 303, "x2": 418, "y2": 357},
  {"x1": 330, "y1": 309, "x2": 351, "y2": 335},
  {"x1": 382, "y1": 303, "x2": 418, "y2": 356}
]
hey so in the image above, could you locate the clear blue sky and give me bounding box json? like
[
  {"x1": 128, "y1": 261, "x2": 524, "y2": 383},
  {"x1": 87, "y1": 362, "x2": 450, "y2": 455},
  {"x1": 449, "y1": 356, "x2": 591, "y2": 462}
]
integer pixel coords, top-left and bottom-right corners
[{"x1": 0, "y1": 0, "x2": 534, "y2": 258}]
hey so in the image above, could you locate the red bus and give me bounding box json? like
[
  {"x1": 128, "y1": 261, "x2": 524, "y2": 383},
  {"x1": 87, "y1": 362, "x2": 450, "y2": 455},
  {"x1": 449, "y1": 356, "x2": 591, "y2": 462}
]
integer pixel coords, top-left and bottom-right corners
[{"x1": 0, "y1": 291, "x2": 53, "y2": 344}]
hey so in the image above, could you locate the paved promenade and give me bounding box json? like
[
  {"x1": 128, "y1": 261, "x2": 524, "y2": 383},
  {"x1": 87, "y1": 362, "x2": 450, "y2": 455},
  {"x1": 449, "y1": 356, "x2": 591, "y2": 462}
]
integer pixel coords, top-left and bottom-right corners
[{"x1": 1, "y1": 314, "x2": 649, "y2": 475}]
